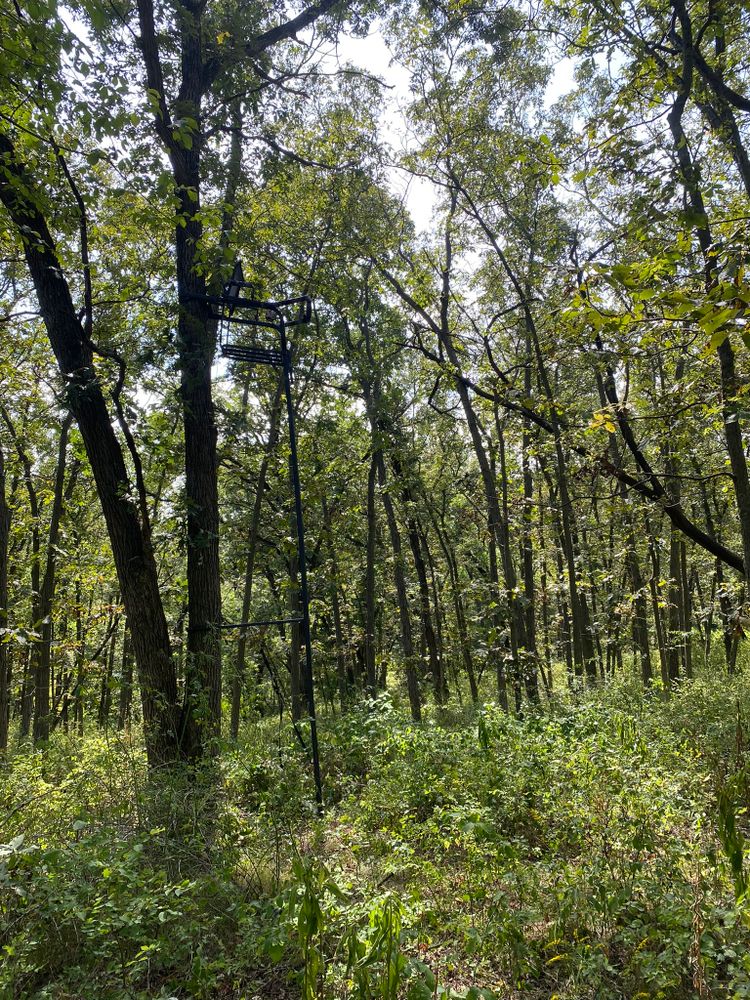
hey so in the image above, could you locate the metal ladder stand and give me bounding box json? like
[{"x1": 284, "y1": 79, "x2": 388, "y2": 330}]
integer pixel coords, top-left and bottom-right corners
[{"x1": 201, "y1": 261, "x2": 323, "y2": 809}]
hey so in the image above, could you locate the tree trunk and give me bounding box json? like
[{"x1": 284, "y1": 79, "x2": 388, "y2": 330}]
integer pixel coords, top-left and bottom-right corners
[
  {"x1": 0, "y1": 130, "x2": 181, "y2": 766},
  {"x1": 646, "y1": 519, "x2": 670, "y2": 691},
  {"x1": 667, "y1": 86, "x2": 750, "y2": 582},
  {"x1": 667, "y1": 525, "x2": 684, "y2": 683},
  {"x1": 487, "y1": 533, "x2": 509, "y2": 710},
  {"x1": 600, "y1": 391, "x2": 654, "y2": 685},
  {"x1": 364, "y1": 451, "x2": 378, "y2": 695},
  {"x1": 496, "y1": 413, "x2": 538, "y2": 705},
  {"x1": 98, "y1": 614, "x2": 119, "y2": 730},
  {"x1": 74, "y1": 581, "x2": 86, "y2": 735},
  {"x1": 117, "y1": 629, "x2": 133, "y2": 730},
  {"x1": 1, "y1": 405, "x2": 40, "y2": 738},
  {"x1": 395, "y1": 465, "x2": 445, "y2": 704},
  {"x1": 537, "y1": 477, "x2": 554, "y2": 691},
  {"x1": 0, "y1": 440, "x2": 10, "y2": 751},
  {"x1": 430, "y1": 508, "x2": 479, "y2": 702},
  {"x1": 521, "y1": 329, "x2": 537, "y2": 662},
  {"x1": 680, "y1": 542, "x2": 693, "y2": 678},
  {"x1": 532, "y1": 357, "x2": 596, "y2": 682},
  {"x1": 230, "y1": 380, "x2": 283, "y2": 738},
  {"x1": 322, "y1": 495, "x2": 351, "y2": 710},
  {"x1": 374, "y1": 451, "x2": 421, "y2": 720},
  {"x1": 34, "y1": 414, "x2": 77, "y2": 743}
]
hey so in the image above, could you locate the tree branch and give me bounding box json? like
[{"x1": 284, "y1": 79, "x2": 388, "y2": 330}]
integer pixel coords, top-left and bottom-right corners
[{"x1": 202, "y1": 0, "x2": 342, "y2": 89}]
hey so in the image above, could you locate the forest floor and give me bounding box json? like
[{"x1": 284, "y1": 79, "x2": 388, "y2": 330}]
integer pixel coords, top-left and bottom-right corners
[{"x1": 2, "y1": 670, "x2": 750, "y2": 999}]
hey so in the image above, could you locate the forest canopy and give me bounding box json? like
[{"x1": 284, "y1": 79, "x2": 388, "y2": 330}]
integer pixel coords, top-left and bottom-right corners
[{"x1": 2, "y1": 0, "x2": 750, "y2": 997}]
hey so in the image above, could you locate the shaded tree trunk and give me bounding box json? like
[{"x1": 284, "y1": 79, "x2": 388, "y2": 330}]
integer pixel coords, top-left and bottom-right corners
[
  {"x1": 98, "y1": 614, "x2": 120, "y2": 730},
  {"x1": 35, "y1": 414, "x2": 77, "y2": 743},
  {"x1": 667, "y1": 72, "x2": 750, "y2": 582},
  {"x1": 646, "y1": 519, "x2": 671, "y2": 691},
  {"x1": 0, "y1": 130, "x2": 180, "y2": 766},
  {"x1": 0, "y1": 440, "x2": 9, "y2": 751},
  {"x1": 430, "y1": 507, "x2": 479, "y2": 703},
  {"x1": 393, "y1": 460, "x2": 445, "y2": 704},
  {"x1": 117, "y1": 629, "x2": 133, "y2": 731}
]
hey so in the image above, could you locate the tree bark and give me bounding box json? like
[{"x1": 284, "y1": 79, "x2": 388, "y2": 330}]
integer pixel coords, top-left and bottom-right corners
[
  {"x1": 1, "y1": 405, "x2": 39, "y2": 737},
  {"x1": 0, "y1": 129, "x2": 180, "y2": 766},
  {"x1": 666, "y1": 63, "x2": 750, "y2": 584},
  {"x1": 0, "y1": 440, "x2": 10, "y2": 751},
  {"x1": 34, "y1": 414, "x2": 77, "y2": 743},
  {"x1": 430, "y1": 508, "x2": 479, "y2": 703},
  {"x1": 117, "y1": 629, "x2": 133, "y2": 731},
  {"x1": 98, "y1": 613, "x2": 120, "y2": 730},
  {"x1": 392, "y1": 458, "x2": 446, "y2": 703}
]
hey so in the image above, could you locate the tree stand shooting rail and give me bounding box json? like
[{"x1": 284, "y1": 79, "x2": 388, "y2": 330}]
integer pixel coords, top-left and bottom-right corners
[{"x1": 198, "y1": 261, "x2": 323, "y2": 810}]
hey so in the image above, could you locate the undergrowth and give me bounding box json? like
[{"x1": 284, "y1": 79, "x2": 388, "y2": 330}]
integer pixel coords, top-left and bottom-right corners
[{"x1": 2, "y1": 673, "x2": 750, "y2": 998}]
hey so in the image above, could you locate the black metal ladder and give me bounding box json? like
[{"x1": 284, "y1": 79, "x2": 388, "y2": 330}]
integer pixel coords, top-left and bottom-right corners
[{"x1": 197, "y1": 262, "x2": 323, "y2": 809}]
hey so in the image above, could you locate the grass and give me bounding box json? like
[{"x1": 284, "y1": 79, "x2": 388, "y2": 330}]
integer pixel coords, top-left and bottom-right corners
[{"x1": 2, "y1": 670, "x2": 750, "y2": 998}]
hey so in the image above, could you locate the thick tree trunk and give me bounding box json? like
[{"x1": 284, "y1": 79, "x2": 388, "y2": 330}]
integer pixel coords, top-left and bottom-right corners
[
  {"x1": 133, "y1": 0, "x2": 344, "y2": 758},
  {"x1": 667, "y1": 89, "x2": 750, "y2": 582},
  {"x1": 175, "y1": 282, "x2": 222, "y2": 753},
  {"x1": 0, "y1": 130, "x2": 180, "y2": 766}
]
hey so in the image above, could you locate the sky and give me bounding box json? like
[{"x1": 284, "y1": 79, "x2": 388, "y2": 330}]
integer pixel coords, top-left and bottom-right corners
[
  {"x1": 332, "y1": 25, "x2": 577, "y2": 234},
  {"x1": 333, "y1": 29, "x2": 436, "y2": 232}
]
